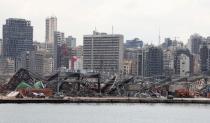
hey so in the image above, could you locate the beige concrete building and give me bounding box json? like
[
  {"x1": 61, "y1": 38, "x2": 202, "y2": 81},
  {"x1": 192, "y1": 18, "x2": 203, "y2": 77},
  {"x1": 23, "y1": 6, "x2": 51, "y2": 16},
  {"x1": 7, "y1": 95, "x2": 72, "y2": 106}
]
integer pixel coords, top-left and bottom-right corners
[
  {"x1": 122, "y1": 60, "x2": 133, "y2": 75},
  {"x1": 83, "y1": 31, "x2": 124, "y2": 74},
  {"x1": 0, "y1": 57, "x2": 15, "y2": 75},
  {"x1": 45, "y1": 16, "x2": 57, "y2": 52},
  {"x1": 16, "y1": 51, "x2": 44, "y2": 74}
]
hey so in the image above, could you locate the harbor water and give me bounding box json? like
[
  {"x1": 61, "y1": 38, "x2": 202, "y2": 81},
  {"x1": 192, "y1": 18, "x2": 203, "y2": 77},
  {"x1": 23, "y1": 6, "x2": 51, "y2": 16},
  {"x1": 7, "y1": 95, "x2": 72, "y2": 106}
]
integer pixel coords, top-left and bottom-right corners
[{"x1": 0, "y1": 104, "x2": 209, "y2": 123}]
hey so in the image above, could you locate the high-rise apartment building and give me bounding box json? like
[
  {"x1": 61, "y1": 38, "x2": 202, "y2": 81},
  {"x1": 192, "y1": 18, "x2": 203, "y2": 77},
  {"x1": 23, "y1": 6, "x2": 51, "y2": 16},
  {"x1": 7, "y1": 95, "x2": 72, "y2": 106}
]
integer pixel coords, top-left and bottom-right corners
[
  {"x1": 163, "y1": 49, "x2": 174, "y2": 76},
  {"x1": 53, "y1": 31, "x2": 65, "y2": 71},
  {"x1": 179, "y1": 54, "x2": 190, "y2": 77},
  {"x1": 200, "y1": 42, "x2": 208, "y2": 73},
  {"x1": 57, "y1": 44, "x2": 72, "y2": 70},
  {"x1": 3, "y1": 18, "x2": 33, "y2": 59},
  {"x1": 16, "y1": 49, "x2": 53, "y2": 75},
  {"x1": 162, "y1": 38, "x2": 173, "y2": 49},
  {"x1": 0, "y1": 56, "x2": 15, "y2": 75},
  {"x1": 83, "y1": 31, "x2": 124, "y2": 74},
  {"x1": 188, "y1": 34, "x2": 203, "y2": 55},
  {"x1": 174, "y1": 48, "x2": 193, "y2": 76},
  {"x1": 54, "y1": 31, "x2": 65, "y2": 46},
  {"x1": 66, "y1": 36, "x2": 76, "y2": 48},
  {"x1": 143, "y1": 46, "x2": 163, "y2": 77},
  {"x1": 162, "y1": 38, "x2": 183, "y2": 51},
  {"x1": 0, "y1": 39, "x2": 3, "y2": 56},
  {"x1": 124, "y1": 48, "x2": 142, "y2": 76},
  {"x1": 16, "y1": 51, "x2": 44, "y2": 74},
  {"x1": 125, "y1": 38, "x2": 143, "y2": 49},
  {"x1": 45, "y1": 16, "x2": 57, "y2": 52},
  {"x1": 42, "y1": 50, "x2": 53, "y2": 75}
]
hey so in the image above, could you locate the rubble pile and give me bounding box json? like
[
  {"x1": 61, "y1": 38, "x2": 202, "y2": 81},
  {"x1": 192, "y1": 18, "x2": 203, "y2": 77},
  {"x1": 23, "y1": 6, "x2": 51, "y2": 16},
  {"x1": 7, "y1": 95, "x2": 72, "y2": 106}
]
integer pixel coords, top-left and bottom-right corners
[{"x1": 1, "y1": 68, "x2": 210, "y2": 98}]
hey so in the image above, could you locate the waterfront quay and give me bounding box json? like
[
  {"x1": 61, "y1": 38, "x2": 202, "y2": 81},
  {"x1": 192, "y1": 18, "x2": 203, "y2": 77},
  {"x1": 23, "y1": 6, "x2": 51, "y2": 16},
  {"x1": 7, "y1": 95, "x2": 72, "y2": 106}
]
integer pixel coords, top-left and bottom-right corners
[{"x1": 1, "y1": 97, "x2": 210, "y2": 104}]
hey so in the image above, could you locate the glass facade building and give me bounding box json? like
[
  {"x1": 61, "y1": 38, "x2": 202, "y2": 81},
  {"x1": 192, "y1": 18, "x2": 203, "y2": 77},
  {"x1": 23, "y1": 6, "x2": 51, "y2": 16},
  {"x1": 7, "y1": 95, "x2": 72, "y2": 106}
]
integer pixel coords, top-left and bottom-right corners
[{"x1": 3, "y1": 18, "x2": 33, "y2": 59}]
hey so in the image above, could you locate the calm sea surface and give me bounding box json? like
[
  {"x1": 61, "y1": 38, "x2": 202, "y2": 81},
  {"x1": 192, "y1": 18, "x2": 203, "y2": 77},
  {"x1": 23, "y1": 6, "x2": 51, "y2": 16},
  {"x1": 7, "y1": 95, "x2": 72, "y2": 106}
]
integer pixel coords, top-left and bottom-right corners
[{"x1": 0, "y1": 104, "x2": 209, "y2": 123}]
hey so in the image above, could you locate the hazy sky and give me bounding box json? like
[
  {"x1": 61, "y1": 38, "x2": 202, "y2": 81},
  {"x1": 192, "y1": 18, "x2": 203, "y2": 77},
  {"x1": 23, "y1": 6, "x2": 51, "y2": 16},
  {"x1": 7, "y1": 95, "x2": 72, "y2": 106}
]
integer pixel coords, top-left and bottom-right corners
[{"x1": 0, "y1": 0, "x2": 210, "y2": 45}]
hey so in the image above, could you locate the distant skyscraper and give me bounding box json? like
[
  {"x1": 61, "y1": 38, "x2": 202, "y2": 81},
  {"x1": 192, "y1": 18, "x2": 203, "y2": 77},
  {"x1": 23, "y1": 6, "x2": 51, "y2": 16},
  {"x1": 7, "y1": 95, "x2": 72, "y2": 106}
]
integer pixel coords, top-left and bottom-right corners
[
  {"x1": 143, "y1": 46, "x2": 163, "y2": 77},
  {"x1": 163, "y1": 49, "x2": 174, "y2": 76},
  {"x1": 206, "y1": 36, "x2": 210, "y2": 46},
  {"x1": 3, "y1": 18, "x2": 33, "y2": 59},
  {"x1": 56, "y1": 44, "x2": 72, "y2": 70},
  {"x1": 43, "y1": 51, "x2": 54, "y2": 75},
  {"x1": 53, "y1": 31, "x2": 65, "y2": 71},
  {"x1": 0, "y1": 56, "x2": 15, "y2": 75},
  {"x1": 174, "y1": 48, "x2": 193, "y2": 76},
  {"x1": 200, "y1": 42, "x2": 208, "y2": 73},
  {"x1": 170, "y1": 40, "x2": 184, "y2": 50},
  {"x1": 162, "y1": 38, "x2": 173, "y2": 49},
  {"x1": 16, "y1": 51, "x2": 44, "y2": 74},
  {"x1": 125, "y1": 38, "x2": 143, "y2": 49},
  {"x1": 161, "y1": 38, "x2": 183, "y2": 51},
  {"x1": 66, "y1": 36, "x2": 76, "y2": 48},
  {"x1": 43, "y1": 56, "x2": 53, "y2": 75},
  {"x1": 179, "y1": 54, "x2": 190, "y2": 77},
  {"x1": 45, "y1": 16, "x2": 57, "y2": 52},
  {"x1": 124, "y1": 48, "x2": 141, "y2": 75},
  {"x1": 54, "y1": 31, "x2": 65, "y2": 46},
  {"x1": 188, "y1": 34, "x2": 203, "y2": 55},
  {"x1": 122, "y1": 60, "x2": 133, "y2": 75},
  {"x1": 83, "y1": 31, "x2": 124, "y2": 74},
  {"x1": 0, "y1": 39, "x2": 3, "y2": 56}
]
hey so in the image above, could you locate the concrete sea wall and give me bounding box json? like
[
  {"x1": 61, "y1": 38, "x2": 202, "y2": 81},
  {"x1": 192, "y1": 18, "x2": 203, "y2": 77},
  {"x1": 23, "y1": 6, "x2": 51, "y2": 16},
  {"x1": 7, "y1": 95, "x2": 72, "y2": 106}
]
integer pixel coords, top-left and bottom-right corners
[{"x1": 0, "y1": 97, "x2": 210, "y2": 104}]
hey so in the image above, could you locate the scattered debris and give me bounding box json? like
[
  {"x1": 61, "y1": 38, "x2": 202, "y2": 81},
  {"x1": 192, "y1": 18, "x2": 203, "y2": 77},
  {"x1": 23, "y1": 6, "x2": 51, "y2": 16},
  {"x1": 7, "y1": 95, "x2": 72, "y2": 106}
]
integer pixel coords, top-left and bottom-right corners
[{"x1": 1, "y1": 68, "x2": 210, "y2": 98}]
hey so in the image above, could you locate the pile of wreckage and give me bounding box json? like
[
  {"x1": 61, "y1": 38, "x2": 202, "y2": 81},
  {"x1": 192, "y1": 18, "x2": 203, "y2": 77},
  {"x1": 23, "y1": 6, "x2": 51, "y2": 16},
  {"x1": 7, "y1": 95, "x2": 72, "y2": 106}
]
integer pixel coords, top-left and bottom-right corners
[
  {"x1": 6, "y1": 81, "x2": 52, "y2": 98},
  {"x1": 1, "y1": 68, "x2": 210, "y2": 98},
  {"x1": 0, "y1": 69, "x2": 137, "y2": 98}
]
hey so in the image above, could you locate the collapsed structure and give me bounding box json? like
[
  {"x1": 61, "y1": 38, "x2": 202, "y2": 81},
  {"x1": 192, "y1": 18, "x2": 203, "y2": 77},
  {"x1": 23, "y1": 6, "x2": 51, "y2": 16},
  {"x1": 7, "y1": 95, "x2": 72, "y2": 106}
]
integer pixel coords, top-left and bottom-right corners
[{"x1": 0, "y1": 68, "x2": 210, "y2": 98}]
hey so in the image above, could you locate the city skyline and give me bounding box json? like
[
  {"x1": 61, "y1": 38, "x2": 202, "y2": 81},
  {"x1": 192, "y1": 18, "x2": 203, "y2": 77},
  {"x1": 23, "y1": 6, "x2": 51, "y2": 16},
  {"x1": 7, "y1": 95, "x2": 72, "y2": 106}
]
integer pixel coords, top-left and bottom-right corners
[
  {"x1": 1, "y1": 1, "x2": 210, "y2": 122},
  {"x1": 1, "y1": 0, "x2": 210, "y2": 45}
]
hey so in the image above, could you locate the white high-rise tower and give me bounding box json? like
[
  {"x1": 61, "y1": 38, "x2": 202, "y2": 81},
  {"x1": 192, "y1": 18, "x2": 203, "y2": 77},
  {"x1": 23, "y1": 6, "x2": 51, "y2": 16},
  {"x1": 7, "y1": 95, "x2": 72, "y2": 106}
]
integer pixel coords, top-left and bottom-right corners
[{"x1": 45, "y1": 16, "x2": 57, "y2": 53}]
